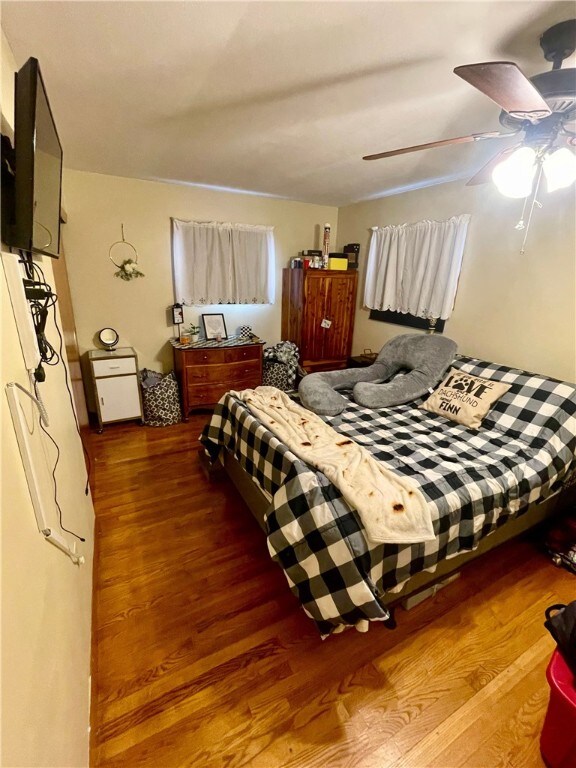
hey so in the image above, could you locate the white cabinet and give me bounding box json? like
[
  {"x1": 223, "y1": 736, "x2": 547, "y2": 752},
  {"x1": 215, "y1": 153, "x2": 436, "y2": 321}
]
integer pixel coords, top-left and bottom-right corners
[
  {"x1": 88, "y1": 347, "x2": 143, "y2": 432},
  {"x1": 95, "y1": 376, "x2": 141, "y2": 423}
]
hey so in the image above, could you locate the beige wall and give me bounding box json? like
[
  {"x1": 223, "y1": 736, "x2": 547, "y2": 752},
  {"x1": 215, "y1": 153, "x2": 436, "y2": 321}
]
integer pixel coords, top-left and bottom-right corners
[
  {"x1": 1, "y1": 32, "x2": 94, "y2": 768},
  {"x1": 62, "y1": 169, "x2": 337, "y2": 372},
  {"x1": 61, "y1": 165, "x2": 576, "y2": 385},
  {"x1": 0, "y1": 29, "x2": 15, "y2": 136},
  {"x1": 338, "y1": 179, "x2": 576, "y2": 383}
]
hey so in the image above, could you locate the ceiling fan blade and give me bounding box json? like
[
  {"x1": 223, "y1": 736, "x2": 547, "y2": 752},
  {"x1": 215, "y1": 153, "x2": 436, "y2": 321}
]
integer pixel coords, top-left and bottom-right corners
[
  {"x1": 454, "y1": 62, "x2": 552, "y2": 121},
  {"x1": 363, "y1": 131, "x2": 504, "y2": 161},
  {"x1": 465, "y1": 144, "x2": 522, "y2": 186}
]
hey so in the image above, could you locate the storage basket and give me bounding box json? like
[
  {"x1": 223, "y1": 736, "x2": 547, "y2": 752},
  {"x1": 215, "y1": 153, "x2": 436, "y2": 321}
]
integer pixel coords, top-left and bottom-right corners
[
  {"x1": 262, "y1": 341, "x2": 299, "y2": 392},
  {"x1": 140, "y1": 370, "x2": 182, "y2": 427},
  {"x1": 263, "y1": 361, "x2": 291, "y2": 391}
]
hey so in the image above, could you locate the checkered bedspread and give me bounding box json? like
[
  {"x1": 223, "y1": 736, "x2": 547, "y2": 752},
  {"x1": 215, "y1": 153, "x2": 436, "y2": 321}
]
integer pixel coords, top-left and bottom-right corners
[{"x1": 200, "y1": 356, "x2": 576, "y2": 636}]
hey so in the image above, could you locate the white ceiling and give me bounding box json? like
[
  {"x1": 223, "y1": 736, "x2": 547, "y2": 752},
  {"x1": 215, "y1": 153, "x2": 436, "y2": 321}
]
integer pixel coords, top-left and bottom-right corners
[{"x1": 2, "y1": 1, "x2": 574, "y2": 206}]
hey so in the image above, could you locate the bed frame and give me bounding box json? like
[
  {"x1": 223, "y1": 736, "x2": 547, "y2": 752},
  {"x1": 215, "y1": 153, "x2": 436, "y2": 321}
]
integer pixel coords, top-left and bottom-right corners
[{"x1": 220, "y1": 450, "x2": 576, "y2": 608}]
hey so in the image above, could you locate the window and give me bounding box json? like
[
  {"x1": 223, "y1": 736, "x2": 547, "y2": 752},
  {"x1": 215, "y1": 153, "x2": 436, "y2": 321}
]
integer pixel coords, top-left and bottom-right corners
[
  {"x1": 171, "y1": 219, "x2": 275, "y2": 305},
  {"x1": 368, "y1": 309, "x2": 446, "y2": 333},
  {"x1": 364, "y1": 214, "x2": 470, "y2": 322}
]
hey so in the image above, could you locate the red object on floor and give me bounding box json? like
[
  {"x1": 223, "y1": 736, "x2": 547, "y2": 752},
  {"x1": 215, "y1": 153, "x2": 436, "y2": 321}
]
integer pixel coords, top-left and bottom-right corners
[{"x1": 541, "y1": 649, "x2": 576, "y2": 768}]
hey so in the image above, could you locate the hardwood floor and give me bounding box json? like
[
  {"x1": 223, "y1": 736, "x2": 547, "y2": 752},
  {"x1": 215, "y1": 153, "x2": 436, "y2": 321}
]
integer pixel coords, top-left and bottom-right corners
[{"x1": 90, "y1": 419, "x2": 574, "y2": 767}]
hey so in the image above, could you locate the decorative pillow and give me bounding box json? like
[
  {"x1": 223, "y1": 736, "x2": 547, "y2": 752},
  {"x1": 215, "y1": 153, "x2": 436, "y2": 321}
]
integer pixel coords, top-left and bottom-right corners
[{"x1": 420, "y1": 367, "x2": 511, "y2": 429}]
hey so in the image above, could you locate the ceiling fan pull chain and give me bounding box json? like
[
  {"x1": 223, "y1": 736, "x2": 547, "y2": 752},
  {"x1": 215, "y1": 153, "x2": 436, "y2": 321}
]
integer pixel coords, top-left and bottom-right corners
[
  {"x1": 514, "y1": 196, "x2": 530, "y2": 230},
  {"x1": 519, "y1": 164, "x2": 544, "y2": 255}
]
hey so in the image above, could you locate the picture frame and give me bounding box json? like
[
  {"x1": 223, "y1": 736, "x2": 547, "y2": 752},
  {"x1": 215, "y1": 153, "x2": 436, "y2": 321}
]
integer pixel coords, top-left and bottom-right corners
[
  {"x1": 201, "y1": 313, "x2": 228, "y2": 341},
  {"x1": 171, "y1": 303, "x2": 183, "y2": 325}
]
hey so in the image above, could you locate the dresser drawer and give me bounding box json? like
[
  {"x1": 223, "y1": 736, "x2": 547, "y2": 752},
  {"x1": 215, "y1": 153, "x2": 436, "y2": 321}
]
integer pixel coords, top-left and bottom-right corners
[
  {"x1": 187, "y1": 382, "x2": 230, "y2": 407},
  {"x1": 92, "y1": 357, "x2": 136, "y2": 378},
  {"x1": 182, "y1": 348, "x2": 227, "y2": 365},
  {"x1": 186, "y1": 360, "x2": 260, "y2": 384},
  {"x1": 225, "y1": 346, "x2": 261, "y2": 363},
  {"x1": 227, "y1": 362, "x2": 261, "y2": 386},
  {"x1": 187, "y1": 377, "x2": 260, "y2": 406},
  {"x1": 233, "y1": 376, "x2": 262, "y2": 392}
]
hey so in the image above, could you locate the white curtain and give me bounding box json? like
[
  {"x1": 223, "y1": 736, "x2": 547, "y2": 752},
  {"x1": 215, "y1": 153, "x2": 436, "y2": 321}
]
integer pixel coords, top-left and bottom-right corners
[
  {"x1": 172, "y1": 219, "x2": 275, "y2": 305},
  {"x1": 364, "y1": 214, "x2": 471, "y2": 320}
]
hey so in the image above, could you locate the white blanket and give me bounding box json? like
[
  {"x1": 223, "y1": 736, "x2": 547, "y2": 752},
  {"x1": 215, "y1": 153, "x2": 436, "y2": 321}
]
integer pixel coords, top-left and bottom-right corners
[{"x1": 233, "y1": 387, "x2": 435, "y2": 544}]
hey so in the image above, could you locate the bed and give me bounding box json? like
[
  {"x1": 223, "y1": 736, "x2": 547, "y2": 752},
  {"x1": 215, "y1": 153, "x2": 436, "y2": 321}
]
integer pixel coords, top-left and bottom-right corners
[{"x1": 200, "y1": 354, "x2": 576, "y2": 636}]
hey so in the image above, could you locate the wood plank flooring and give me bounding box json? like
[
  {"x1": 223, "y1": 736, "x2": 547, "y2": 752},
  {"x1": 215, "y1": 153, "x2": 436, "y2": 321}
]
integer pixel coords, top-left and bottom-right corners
[{"x1": 90, "y1": 418, "x2": 575, "y2": 767}]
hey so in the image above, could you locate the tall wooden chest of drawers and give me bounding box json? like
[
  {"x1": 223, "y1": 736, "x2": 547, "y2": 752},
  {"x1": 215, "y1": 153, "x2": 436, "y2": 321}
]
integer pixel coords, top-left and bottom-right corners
[{"x1": 173, "y1": 342, "x2": 263, "y2": 419}]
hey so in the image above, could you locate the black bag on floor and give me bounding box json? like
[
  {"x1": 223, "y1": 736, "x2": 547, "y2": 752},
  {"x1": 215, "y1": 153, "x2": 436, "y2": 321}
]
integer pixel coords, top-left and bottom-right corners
[
  {"x1": 544, "y1": 602, "x2": 576, "y2": 676},
  {"x1": 140, "y1": 369, "x2": 182, "y2": 427}
]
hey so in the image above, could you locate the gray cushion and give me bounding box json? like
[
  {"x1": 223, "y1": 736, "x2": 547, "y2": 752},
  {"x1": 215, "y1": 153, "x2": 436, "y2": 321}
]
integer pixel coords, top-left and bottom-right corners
[{"x1": 298, "y1": 334, "x2": 457, "y2": 415}]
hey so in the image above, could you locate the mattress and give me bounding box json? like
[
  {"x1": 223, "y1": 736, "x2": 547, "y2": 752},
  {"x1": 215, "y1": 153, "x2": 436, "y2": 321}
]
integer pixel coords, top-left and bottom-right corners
[{"x1": 200, "y1": 355, "x2": 576, "y2": 636}]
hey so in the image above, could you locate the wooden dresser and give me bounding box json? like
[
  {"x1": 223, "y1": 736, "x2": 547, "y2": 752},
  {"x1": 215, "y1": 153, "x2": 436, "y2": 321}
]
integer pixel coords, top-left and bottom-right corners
[
  {"x1": 173, "y1": 342, "x2": 263, "y2": 418},
  {"x1": 282, "y1": 268, "x2": 358, "y2": 372}
]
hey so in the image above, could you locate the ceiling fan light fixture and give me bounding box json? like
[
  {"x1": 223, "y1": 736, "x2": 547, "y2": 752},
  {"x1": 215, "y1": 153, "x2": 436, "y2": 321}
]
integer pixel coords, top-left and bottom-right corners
[
  {"x1": 492, "y1": 146, "x2": 537, "y2": 198},
  {"x1": 543, "y1": 147, "x2": 576, "y2": 192}
]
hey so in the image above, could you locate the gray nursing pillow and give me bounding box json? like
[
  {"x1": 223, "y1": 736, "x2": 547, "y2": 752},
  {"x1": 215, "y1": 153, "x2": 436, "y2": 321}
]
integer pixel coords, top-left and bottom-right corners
[
  {"x1": 298, "y1": 333, "x2": 458, "y2": 416},
  {"x1": 298, "y1": 364, "x2": 383, "y2": 416}
]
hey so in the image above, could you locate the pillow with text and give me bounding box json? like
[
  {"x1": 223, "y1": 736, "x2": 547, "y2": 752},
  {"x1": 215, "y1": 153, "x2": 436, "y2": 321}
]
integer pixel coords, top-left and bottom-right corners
[{"x1": 420, "y1": 368, "x2": 511, "y2": 429}]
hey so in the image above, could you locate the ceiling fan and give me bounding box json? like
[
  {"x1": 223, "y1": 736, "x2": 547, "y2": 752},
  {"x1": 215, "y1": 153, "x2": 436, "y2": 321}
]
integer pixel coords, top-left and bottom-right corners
[{"x1": 363, "y1": 19, "x2": 576, "y2": 196}]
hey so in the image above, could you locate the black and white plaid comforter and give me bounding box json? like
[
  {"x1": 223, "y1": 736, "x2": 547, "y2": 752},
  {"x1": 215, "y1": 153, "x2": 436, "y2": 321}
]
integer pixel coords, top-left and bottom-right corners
[{"x1": 200, "y1": 356, "x2": 576, "y2": 636}]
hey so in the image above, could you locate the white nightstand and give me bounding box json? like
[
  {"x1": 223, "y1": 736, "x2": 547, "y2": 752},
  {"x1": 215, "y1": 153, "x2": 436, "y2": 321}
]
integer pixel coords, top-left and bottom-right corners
[{"x1": 88, "y1": 347, "x2": 143, "y2": 432}]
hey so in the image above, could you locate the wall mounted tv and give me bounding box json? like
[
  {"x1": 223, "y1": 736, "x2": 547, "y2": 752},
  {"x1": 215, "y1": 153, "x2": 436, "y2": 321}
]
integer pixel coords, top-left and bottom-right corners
[{"x1": 5, "y1": 57, "x2": 63, "y2": 258}]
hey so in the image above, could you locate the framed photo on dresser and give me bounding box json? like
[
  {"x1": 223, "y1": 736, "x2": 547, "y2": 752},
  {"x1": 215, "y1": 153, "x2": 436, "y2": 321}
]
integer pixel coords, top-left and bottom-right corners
[{"x1": 202, "y1": 313, "x2": 228, "y2": 341}]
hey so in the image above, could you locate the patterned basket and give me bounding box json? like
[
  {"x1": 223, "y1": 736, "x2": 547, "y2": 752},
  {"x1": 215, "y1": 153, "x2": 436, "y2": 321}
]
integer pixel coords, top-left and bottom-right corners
[
  {"x1": 141, "y1": 371, "x2": 182, "y2": 427},
  {"x1": 262, "y1": 341, "x2": 299, "y2": 392},
  {"x1": 263, "y1": 361, "x2": 292, "y2": 391}
]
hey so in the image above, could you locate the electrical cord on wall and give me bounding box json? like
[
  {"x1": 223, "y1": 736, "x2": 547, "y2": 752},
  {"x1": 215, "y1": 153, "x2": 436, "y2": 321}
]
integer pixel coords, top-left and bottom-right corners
[
  {"x1": 37, "y1": 414, "x2": 85, "y2": 542},
  {"x1": 49, "y1": 298, "x2": 92, "y2": 495},
  {"x1": 14, "y1": 253, "x2": 90, "y2": 542},
  {"x1": 11, "y1": 380, "x2": 47, "y2": 427},
  {"x1": 28, "y1": 258, "x2": 60, "y2": 372},
  {"x1": 31, "y1": 259, "x2": 92, "y2": 495},
  {"x1": 29, "y1": 370, "x2": 48, "y2": 427},
  {"x1": 10, "y1": 382, "x2": 84, "y2": 542}
]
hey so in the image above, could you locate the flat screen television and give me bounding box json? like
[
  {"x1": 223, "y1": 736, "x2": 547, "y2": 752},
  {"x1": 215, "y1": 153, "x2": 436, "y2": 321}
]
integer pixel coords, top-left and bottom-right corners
[{"x1": 7, "y1": 57, "x2": 63, "y2": 258}]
